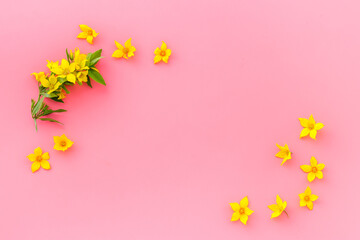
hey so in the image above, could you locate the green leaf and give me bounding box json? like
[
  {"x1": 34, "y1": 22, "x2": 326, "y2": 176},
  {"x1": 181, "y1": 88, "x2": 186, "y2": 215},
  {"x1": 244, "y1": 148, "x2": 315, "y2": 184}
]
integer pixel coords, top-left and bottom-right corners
[
  {"x1": 90, "y1": 49, "x2": 102, "y2": 60},
  {"x1": 86, "y1": 77, "x2": 93, "y2": 88},
  {"x1": 49, "y1": 97, "x2": 64, "y2": 103},
  {"x1": 88, "y1": 68, "x2": 106, "y2": 86},
  {"x1": 39, "y1": 118, "x2": 63, "y2": 124},
  {"x1": 66, "y1": 48, "x2": 70, "y2": 62},
  {"x1": 89, "y1": 56, "x2": 103, "y2": 66},
  {"x1": 62, "y1": 85, "x2": 70, "y2": 94},
  {"x1": 32, "y1": 97, "x2": 44, "y2": 115}
]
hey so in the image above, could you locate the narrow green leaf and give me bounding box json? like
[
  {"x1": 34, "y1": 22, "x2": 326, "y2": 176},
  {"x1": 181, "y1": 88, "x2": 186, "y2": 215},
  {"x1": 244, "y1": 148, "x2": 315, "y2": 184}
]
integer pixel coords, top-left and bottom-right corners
[
  {"x1": 32, "y1": 97, "x2": 44, "y2": 115},
  {"x1": 49, "y1": 97, "x2": 64, "y2": 103},
  {"x1": 62, "y1": 85, "x2": 70, "y2": 94},
  {"x1": 88, "y1": 69, "x2": 106, "y2": 86},
  {"x1": 39, "y1": 118, "x2": 63, "y2": 124},
  {"x1": 66, "y1": 48, "x2": 70, "y2": 62},
  {"x1": 90, "y1": 49, "x2": 102, "y2": 61},
  {"x1": 86, "y1": 77, "x2": 93, "y2": 88}
]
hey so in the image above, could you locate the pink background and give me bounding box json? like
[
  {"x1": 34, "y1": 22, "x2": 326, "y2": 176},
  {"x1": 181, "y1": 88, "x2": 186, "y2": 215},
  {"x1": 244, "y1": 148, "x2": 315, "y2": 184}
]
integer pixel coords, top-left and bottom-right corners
[{"x1": 0, "y1": 0, "x2": 359, "y2": 239}]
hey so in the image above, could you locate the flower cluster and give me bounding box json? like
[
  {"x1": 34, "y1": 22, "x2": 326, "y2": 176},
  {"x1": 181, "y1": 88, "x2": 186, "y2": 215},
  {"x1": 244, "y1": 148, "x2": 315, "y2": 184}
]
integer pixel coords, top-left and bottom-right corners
[
  {"x1": 230, "y1": 114, "x2": 325, "y2": 225},
  {"x1": 31, "y1": 48, "x2": 106, "y2": 130}
]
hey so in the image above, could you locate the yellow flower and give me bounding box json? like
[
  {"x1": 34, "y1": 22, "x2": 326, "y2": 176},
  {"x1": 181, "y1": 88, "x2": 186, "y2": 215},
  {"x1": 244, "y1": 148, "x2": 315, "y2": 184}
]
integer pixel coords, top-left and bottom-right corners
[
  {"x1": 77, "y1": 25, "x2": 99, "y2": 44},
  {"x1": 53, "y1": 59, "x2": 77, "y2": 83},
  {"x1": 299, "y1": 115, "x2": 324, "y2": 139},
  {"x1": 299, "y1": 186, "x2": 318, "y2": 210},
  {"x1": 275, "y1": 144, "x2": 292, "y2": 165},
  {"x1": 230, "y1": 196, "x2": 254, "y2": 225},
  {"x1": 72, "y1": 48, "x2": 89, "y2": 71},
  {"x1": 112, "y1": 38, "x2": 136, "y2": 59},
  {"x1": 268, "y1": 195, "x2": 288, "y2": 218},
  {"x1": 154, "y1": 41, "x2": 172, "y2": 63},
  {"x1": 58, "y1": 89, "x2": 66, "y2": 100},
  {"x1": 31, "y1": 72, "x2": 47, "y2": 82},
  {"x1": 46, "y1": 60, "x2": 59, "y2": 72},
  {"x1": 27, "y1": 147, "x2": 51, "y2": 173},
  {"x1": 54, "y1": 134, "x2": 74, "y2": 151},
  {"x1": 300, "y1": 157, "x2": 325, "y2": 182},
  {"x1": 40, "y1": 75, "x2": 61, "y2": 94},
  {"x1": 77, "y1": 70, "x2": 88, "y2": 83}
]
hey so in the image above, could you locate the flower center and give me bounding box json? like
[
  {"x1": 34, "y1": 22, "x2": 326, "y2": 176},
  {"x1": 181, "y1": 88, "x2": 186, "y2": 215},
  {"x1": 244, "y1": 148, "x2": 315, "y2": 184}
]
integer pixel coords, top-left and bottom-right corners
[
  {"x1": 312, "y1": 167, "x2": 317, "y2": 173},
  {"x1": 308, "y1": 122, "x2": 315, "y2": 129},
  {"x1": 160, "y1": 50, "x2": 166, "y2": 56},
  {"x1": 61, "y1": 141, "x2": 67, "y2": 147},
  {"x1": 304, "y1": 196, "x2": 310, "y2": 201},
  {"x1": 123, "y1": 48, "x2": 129, "y2": 54},
  {"x1": 239, "y1": 208, "x2": 245, "y2": 214},
  {"x1": 87, "y1": 30, "x2": 93, "y2": 36},
  {"x1": 36, "y1": 156, "x2": 42, "y2": 162}
]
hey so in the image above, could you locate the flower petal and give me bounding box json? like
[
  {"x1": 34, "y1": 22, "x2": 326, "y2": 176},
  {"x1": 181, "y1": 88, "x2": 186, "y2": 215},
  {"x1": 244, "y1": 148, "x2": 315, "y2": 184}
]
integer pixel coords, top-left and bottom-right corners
[
  {"x1": 67, "y1": 74, "x2": 76, "y2": 83},
  {"x1": 166, "y1": 49, "x2": 172, "y2": 56},
  {"x1": 79, "y1": 24, "x2": 91, "y2": 32},
  {"x1": 310, "y1": 157, "x2": 318, "y2": 167},
  {"x1": 154, "y1": 55, "x2": 162, "y2": 64},
  {"x1": 300, "y1": 128, "x2": 310, "y2": 138},
  {"x1": 154, "y1": 47, "x2": 161, "y2": 55},
  {"x1": 239, "y1": 214, "x2": 248, "y2": 225},
  {"x1": 86, "y1": 36, "x2": 94, "y2": 44},
  {"x1": 304, "y1": 186, "x2": 312, "y2": 195},
  {"x1": 317, "y1": 163, "x2": 325, "y2": 170},
  {"x1": 300, "y1": 165, "x2": 311, "y2": 173},
  {"x1": 306, "y1": 201, "x2": 313, "y2": 210},
  {"x1": 231, "y1": 212, "x2": 240, "y2": 221},
  {"x1": 161, "y1": 41, "x2": 167, "y2": 51},
  {"x1": 77, "y1": 32, "x2": 88, "y2": 39},
  {"x1": 300, "y1": 200, "x2": 307, "y2": 207},
  {"x1": 315, "y1": 123, "x2": 324, "y2": 130},
  {"x1": 310, "y1": 194, "x2": 318, "y2": 201},
  {"x1": 309, "y1": 114, "x2": 315, "y2": 125},
  {"x1": 276, "y1": 195, "x2": 282, "y2": 205},
  {"x1": 268, "y1": 204, "x2": 279, "y2": 212},
  {"x1": 245, "y1": 207, "x2": 254, "y2": 216},
  {"x1": 229, "y1": 202, "x2": 240, "y2": 211},
  {"x1": 240, "y1": 196, "x2": 249, "y2": 208},
  {"x1": 316, "y1": 171, "x2": 323, "y2": 179},
  {"x1": 299, "y1": 118, "x2": 309, "y2": 127},
  {"x1": 299, "y1": 193, "x2": 306, "y2": 199},
  {"x1": 27, "y1": 154, "x2": 36, "y2": 162},
  {"x1": 34, "y1": 147, "x2": 42, "y2": 156},
  {"x1": 112, "y1": 50, "x2": 124, "y2": 58},
  {"x1": 271, "y1": 211, "x2": 281, "y2": 219},
  {"x1": 41, "y1": 160, "x2": 51, "y2": 170},
  {"x1": 42, "y1": 152, "x2": 50, "y2": 161},
  {"x1": 162, "y1": 56, "x2": 169, "y2": 63},
  {"x1": 31, "y1": 161, "x2": 41, "y2": 173},
  {"x1": 308, "y1": 172, "x2": 316, "y2": 182},
  {"x1": 115, "y1": 41, "x2": 123, "y2": 50},
  {"x1": 124, "y1": 38, "x2": 132, "y2": 48},
  {"x1": 310, "y1": 129, "x2": 317, "y2": 139}
]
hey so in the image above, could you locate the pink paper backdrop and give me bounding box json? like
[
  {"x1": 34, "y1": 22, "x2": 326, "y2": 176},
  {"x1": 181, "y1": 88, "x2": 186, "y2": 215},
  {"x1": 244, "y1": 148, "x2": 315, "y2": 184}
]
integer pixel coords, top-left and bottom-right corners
[{"x1": 0, "y1": 0, "x2": 359, "y2": 239}]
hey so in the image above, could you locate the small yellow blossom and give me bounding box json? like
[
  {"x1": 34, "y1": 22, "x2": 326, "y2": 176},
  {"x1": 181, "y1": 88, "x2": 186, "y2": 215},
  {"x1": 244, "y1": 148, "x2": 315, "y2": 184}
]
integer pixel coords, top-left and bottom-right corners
[
  {"x1": 154, "y1": 41, "x2": 172, "y2": 64},
  {"x1": 27, "y1": 147, "x2": 51, "y2": 173},
  {"x1": 300, "y1": 157, "x2": 325, "y2": 182},
  {"x1": 54, "y1": 134, "x2": 74, "y2": 151},
  {"x1": 40, "y1": 75, "x2": 61, "y2": 94},
  {"x1": 77, "y1": 70, "x2": 88, "y2": 83},
  {"x1": 58, "y1": 89, "x2": 66, "y2": 100},
  {"x1": 299, "y1": 115, "x2": 324, "y2": 139},
  {"x1": 230, "y1": 196, "x2": 254, "y2": 225},
  {"x1": 275, "y1": 144, "x2": 292, "y2": 165},
  {"x1": 299, "y1": 186, "x2": 318, "y2": 210},
  {"x1": 72, "y1": 48, "x2": 89, "y2": 71},
  {"x1": 268, "y1": 195, "x2": 288, "y2": 218},
  {"x1": 31, "y1": 72, "x2": 47, "y2": 82},
  {"x1": 77, "y1": 25, "x2": 98, "y2": 44},
  {"x1": 112, "y1": 38, "x2": 136, "y2": 59},
  {"x1": 53, "y1": 59, "x2": 77, "y2": 83},
  {"x1": 46, "y1": 60, "x2": 59, "y2": 72}
]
